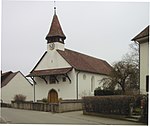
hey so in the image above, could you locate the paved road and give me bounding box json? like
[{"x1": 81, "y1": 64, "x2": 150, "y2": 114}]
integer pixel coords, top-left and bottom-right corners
[{"x1": 0, "y1": 107, "x2": 145, "y2": 125}]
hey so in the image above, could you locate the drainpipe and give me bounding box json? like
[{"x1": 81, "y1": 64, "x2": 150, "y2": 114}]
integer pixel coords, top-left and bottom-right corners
[
  {"x1": 33, "y1": 77, "x2": 35, "y2": 102},
  {"x1": 138, "y1": 42, "x2": 140, "y2": 94},
  {"x1": 76, "y1": 71, "x2": 80, "y2": 100}
]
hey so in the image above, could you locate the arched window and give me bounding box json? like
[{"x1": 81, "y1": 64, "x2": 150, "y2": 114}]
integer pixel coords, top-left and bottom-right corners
[{"x1": 91, "y1": 76, "x2": 95, "y2": 92}]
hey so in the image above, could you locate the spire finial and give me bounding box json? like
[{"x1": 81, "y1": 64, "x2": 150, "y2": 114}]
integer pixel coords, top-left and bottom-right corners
[{"x1": 54, "y1": 1, "x2": 56, "y2": 15}]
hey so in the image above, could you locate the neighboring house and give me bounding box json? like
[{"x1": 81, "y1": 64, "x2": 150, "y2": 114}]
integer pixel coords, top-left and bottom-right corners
[
  {"x1": 1, "y1": 71, "x2": 33, "y2": 103},
  {"x1": 132, "y1": 26, "x2": 149, "y2": 94},
  {"x1": 27, "y1": 9, "x2": 112, "y2": 103}
]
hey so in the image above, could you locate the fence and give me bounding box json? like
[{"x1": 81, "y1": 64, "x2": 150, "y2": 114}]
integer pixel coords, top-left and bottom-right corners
[{"x1": 11, "y1": 100, "x2": 82, "y2": 113}]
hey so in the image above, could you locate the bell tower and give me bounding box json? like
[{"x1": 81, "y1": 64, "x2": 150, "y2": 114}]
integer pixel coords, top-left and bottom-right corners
[{"x1": 46, "y1": 6, "x2": 66, "y2": 51}]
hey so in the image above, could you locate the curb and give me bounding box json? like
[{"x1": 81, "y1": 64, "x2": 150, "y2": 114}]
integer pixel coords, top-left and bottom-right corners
[{"x1": 83, "y1": 112, "x2": 145, "y2": 124}]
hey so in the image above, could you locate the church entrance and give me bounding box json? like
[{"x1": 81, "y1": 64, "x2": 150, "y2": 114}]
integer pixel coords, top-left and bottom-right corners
[{"x1": 48, "y1": 89, "x2": 58, "y2": 103}]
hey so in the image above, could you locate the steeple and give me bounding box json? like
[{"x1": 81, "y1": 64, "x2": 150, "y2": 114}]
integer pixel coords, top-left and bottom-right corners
[{"x1": 46, "y1": 6, "x2": 66, "y2": 44}]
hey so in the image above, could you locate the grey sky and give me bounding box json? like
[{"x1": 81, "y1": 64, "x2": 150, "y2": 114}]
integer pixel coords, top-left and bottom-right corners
[{"x1": 2, "y1": 0, "x2": 149, "y2": 75}]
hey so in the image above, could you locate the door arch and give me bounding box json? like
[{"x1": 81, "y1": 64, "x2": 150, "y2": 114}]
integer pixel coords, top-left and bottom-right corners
[{"x1": 48, "y1": 89, "x2": 58, "y2": 103}]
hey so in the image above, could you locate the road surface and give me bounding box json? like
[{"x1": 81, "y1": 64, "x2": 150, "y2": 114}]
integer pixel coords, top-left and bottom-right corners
[{"x1": 0, "y1": 107, "x2": 145, "y2": 125}]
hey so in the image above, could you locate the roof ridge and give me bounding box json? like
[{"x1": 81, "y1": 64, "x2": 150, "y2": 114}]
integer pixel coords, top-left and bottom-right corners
[{"x1": 64, "y1": 48, "x2": 106, "y2": 62}]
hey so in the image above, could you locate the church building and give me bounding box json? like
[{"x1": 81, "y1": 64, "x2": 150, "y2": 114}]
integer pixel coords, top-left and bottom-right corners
[{"x1": 27, "y1": 8, "x2": 112, "y2": 103}]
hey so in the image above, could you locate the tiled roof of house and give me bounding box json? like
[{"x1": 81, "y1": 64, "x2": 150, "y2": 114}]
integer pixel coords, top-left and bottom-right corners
[
  {"x1": 57, "y1": 49, "x2": 112, "y2": 75},
  {"x1": 27, "y1": 67, "x2": 72, "y2": 77},
  {"x1": 46, "y1": 14, "x2": 66, "y2": 40},
  {"x1": 132, "y1": 25, "x2": 149, "y2": 41},
  {"x1": 1, "y1": 71, "x2": 18, "y2": 88}
]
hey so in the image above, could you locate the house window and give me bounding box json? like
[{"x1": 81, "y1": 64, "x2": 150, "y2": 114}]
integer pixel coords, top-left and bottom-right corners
[
  {"x1": 49, "y1": 76, "x2": 56, "y2": 84},
  {"x1": 62, "y1": 77, "x2": 66, "y2": 82},
  {"x1": 91, "y1": 76, "x2": 95, "y2": 92}
]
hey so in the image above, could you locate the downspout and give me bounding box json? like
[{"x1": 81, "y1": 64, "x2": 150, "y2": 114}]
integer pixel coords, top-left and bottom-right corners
[
  {"x1": 33, "y1": 77, "x2": 36, "y2": 102},
  {"x1": 139, "y1": 42, "x2": 140, "y2": 94},
  {"x1": 34, "y1": 82, "x2": 35, "y2": 102},
  {"x1": 76, "y1": 71, "x2": 80, "y2": 100}
]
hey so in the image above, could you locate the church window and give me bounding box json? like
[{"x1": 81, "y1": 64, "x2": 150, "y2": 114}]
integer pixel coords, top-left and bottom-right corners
[
  {"x1": 49, "y1": 76, "x2": 56, "y2": 84},
  {"x1": 91, "y1": 76, "x2": 95, "y2": 92}
]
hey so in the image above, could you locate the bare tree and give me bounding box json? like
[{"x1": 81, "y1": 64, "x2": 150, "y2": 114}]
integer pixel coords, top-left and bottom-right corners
[{"x1": 100, "y1": 42, "x2": 139, "y2": 94}]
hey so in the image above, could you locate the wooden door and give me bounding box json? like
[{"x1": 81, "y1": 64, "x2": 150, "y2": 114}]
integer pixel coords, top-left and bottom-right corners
[{"x1": 48, "y1": 89, "x2": 58, "y2": 103}]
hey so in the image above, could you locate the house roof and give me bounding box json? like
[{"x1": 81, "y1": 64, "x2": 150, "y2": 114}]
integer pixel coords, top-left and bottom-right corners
[
  {"x1": 132, "y1": 26, "x2": 149, "y2": 41},
  {"x1": 46, "y1": 14, "x2": 66, "y2": 40},
  {"x1": 1, "y1": 71, "x2": 32, "y2": 88},
  {"x1": 57, "y1": 49, "x2": 112, "y2": 75},
  {"x1": 1, "y1": 71, "x2": 18, "y2": 88},
  {"x1": 27, "y1": 67, "x2": 72, "y2": 77}
]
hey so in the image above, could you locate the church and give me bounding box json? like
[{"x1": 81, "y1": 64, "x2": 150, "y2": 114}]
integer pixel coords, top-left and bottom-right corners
[{"x1": 27, "y1": 7, "x2": 112, "y2": 103}]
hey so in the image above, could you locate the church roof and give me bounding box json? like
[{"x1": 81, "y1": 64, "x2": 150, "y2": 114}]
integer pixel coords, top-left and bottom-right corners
[
  {"x1": 57, "y1": 49, "x2": 112, "y2": 75},
  {"x1": 132, "y1": 25, "x2": 149, "y2": 41},
  {"x1": 27, "y1": 67, "x2": 72, "y2": 77},
  {"x1": 46, "y1": 14, "x2": 66, "y2": 40},
  {"x1": 29, "y1": 49, "x2": 112, "y2": 76}
]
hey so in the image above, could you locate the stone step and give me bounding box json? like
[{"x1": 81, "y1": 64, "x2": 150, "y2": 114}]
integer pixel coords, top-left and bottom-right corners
[{"x1": 125, "y1": 115, "x2": 141, "y2": 122}]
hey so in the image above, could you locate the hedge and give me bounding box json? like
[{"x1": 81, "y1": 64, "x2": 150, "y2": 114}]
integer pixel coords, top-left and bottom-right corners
[
  {"x1": 94, "y1": 88, "x2": 122, "y2": 96},
  {"x1": 82, "y1": 95, "x2": 135, "y2": 115}
]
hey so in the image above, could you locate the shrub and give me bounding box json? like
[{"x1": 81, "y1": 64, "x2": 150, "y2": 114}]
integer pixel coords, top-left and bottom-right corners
[
  {"x1": 133, "y1": 94, "x2": 143, "y2": 108},
  {"x1": 82, "y1": 95, "x2": 135, "y2": 115},
  {"x1": 14, "y1": 94, "x2": 26, "y2": 102},
  {"x1": 41, "y1": 98, "x2": 48, "y2": 103}
]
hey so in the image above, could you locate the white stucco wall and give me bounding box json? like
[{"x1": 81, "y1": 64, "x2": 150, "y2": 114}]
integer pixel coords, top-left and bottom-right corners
[
  {"x1": 35, "y1": 49, "x2": 71, "y2": 70},
  {"x1": 140, "y1": 42, "x2": 149, "y2": 94},
  {"x1": 1, "y1": 72, "x2": 33, "y2": 103},
  {"x1": 34, "y1": 69, "x2": 76, "y2": 101},
  {"x1": 76, "y1": 71, "x2": 107, "y2": 98},
  {"x1": 34, "y1": 69, "x2": 108, "y2": 101}
]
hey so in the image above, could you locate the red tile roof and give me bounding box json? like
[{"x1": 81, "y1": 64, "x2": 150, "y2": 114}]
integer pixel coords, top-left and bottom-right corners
[
  {"x1": 57, "y1": 49, "x2": 112, "y2": 75},
  {"x1": 46, "y1": 14, "x2": 66, "y2": 40},
  {"x1": 132, "y1": 26, "x2": 149, "y2": 41},
  {"x1": 27, "y1": 67, "x2": 72, "y2": 77}
]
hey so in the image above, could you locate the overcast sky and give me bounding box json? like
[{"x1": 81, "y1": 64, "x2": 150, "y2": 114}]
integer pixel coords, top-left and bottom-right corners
[{"x1": 2, "y1": 0, "x2": 149, "y2": 75}]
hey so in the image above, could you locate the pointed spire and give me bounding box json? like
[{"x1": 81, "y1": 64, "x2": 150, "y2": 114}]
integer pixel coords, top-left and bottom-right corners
[{"x1": 45, "y1": 4, "x2": 66, "y2": 43}]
